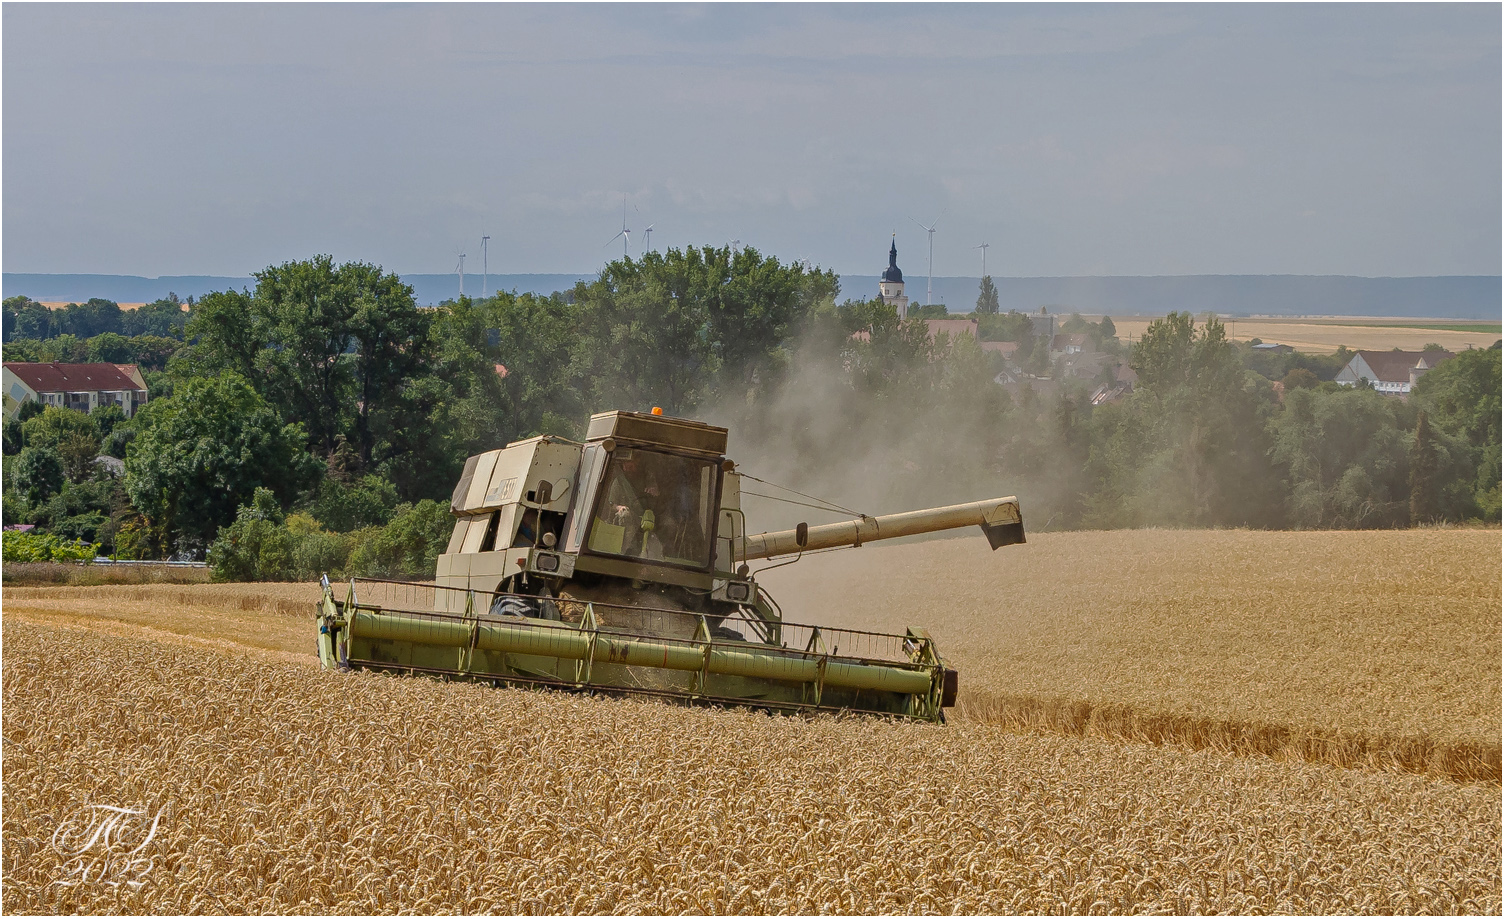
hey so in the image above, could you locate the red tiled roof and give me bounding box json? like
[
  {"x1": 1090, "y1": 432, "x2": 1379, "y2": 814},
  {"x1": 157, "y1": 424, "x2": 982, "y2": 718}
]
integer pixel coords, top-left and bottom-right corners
[
  {"x1": 1051, "y1": 333, "x2": 1090, "y2": 350},
  {"x1": 3, "y1": 362, "x2": 146, "y2": 393}
]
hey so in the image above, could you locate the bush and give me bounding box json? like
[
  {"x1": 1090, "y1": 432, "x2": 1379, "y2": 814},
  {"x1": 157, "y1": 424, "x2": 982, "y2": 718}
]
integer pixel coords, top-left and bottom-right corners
[
  {"x1": 1, "y1": 531, "x2": 98, "y2": 563},
  {"x1": 346, "y1": 500, "x2": 452, "y2": 580},
  {"x1": 307, "y1": 474, "x2": 399, "y2": 532},
  {"x1": 208, "y1": 493, "x2": 356, "y2": 582}
]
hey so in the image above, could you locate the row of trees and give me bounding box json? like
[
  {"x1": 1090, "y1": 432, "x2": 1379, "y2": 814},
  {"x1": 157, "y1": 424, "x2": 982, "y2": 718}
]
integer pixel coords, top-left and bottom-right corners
[
  {"x1": 3, "y1": 294, "x2": 192, "y2": 341},
  {"x1": 2, "y1": 250, "x2": 1499, "y2": 581}
]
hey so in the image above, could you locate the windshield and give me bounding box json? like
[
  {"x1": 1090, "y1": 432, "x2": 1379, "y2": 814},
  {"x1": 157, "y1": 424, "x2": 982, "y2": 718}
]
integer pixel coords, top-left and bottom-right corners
[{"x1": 587, "y1": 448, "x2": 717, "y2": 570}]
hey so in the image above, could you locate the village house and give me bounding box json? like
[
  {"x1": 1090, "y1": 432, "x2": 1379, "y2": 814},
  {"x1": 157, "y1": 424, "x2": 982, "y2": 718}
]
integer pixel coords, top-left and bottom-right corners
[
  {"x1": 2, "y1": 362, "x2": 150, "y2": 420},
  {"x1": 1050, "y1": 333, "x2": 1090, "y2": 360},
  {"x1": 1334, "y1": 350, "x2": 1455, "y2": 397}
]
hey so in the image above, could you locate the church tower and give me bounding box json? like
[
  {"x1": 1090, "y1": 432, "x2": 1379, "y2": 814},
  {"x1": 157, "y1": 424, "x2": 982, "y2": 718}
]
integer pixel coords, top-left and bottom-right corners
[{"x1": 879, "y1": 236, "x2": 909, "y2": 319}]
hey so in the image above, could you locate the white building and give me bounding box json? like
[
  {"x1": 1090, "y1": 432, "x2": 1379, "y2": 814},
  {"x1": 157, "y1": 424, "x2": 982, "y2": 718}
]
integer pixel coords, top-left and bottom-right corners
[
  {"x1": 3, "y1": 362, "x2": 149, "y2": 420},
  {"x1": 1334, "y1": 350, "x2": 1455, "y2": 397}
]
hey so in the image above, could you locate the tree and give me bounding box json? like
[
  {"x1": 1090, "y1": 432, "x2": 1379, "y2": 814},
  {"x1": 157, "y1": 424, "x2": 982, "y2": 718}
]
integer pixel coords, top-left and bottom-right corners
[
  {"x1": 14, "y1": 446, "x2": 65, "y2": 505},
  {"x1": 122, "y1": 294, "x2": 191, "y2": 338},
  {"x1": 54, "y1": 299, "x2": 124, "y2": 339},
  {"x1": 124, "y1": 373, "x2": 321, "y2": 554},
  {"x1": 975, "y1": 276, "x2": 999, "y2": 315},
  {"x1": 20, "y1": 406, "x2": 97, "y2": 452},
  {"x1": 1270, "y1": 386, "x2": 1413, "y2": 528},
  {"x1": 1411, "y1": 347, "x2": 1503, "y2": 519},
  {"x1": 58, "y1": 431, "x2": 102, "y2": 485},
  {"x1": 186, "y1": 257, "x2": 434, "y2": 481},
  {"x1": 570, "y1": 246, "x2": 830, "y2": 416},
  {"x1": 3, "y1": 296, "x2": 53, "y2": 339}
]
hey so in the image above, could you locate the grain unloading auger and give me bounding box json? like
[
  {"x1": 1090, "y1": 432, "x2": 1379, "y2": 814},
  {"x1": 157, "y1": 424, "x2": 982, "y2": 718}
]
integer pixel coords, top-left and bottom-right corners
[{"x1": 316, "y1": 409, "x2": 1025, "y2": 722}]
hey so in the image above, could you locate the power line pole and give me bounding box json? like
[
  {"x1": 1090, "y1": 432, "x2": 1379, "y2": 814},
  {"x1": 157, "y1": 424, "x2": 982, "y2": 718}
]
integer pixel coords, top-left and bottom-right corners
[{"x1": 481, "y1": 236, "x2": 490, "y2": 299}]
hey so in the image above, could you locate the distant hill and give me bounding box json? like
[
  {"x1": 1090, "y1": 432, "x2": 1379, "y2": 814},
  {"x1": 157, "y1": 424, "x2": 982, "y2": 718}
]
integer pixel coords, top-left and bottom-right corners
[{"x1": 5, "y1": 271, "x2": 1499, "y2": 319}]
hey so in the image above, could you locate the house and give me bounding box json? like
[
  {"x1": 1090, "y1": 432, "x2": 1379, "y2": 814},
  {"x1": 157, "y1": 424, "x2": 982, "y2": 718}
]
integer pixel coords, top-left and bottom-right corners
[
  {"x1": 1334, "y1": 350, "x2": 1456, "y2": 396},
  {"x1": 1090, "y1": 363, "x2": 1138, "y2": 405},
  {"x1": 2, "y1": 362, "x2": 150, "y2": 420},
  {"x1": 1050, "y1": 333, "x2": 1090, "y2": 359}
]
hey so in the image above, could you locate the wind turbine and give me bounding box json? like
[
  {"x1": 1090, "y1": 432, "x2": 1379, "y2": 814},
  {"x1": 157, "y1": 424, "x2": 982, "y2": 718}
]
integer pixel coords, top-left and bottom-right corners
[
  {"x1": 910, "y1": 215, "x2": 942, "y2": 305},
  {"x1": 481, "y1": 236, "x2": 490, "y2": 298},
  {"x1": 635, "y1": 205, "x2": 654, "y2": 253},
  {"x1": 455, "y1": 252, "x2": 466, "y2": 299},
  {"x1": 973, "y1": 242, "x2": 990, "y2": 277},
  {"x1": 605, "y1": 197, "x2": 631, "y2": 259}
]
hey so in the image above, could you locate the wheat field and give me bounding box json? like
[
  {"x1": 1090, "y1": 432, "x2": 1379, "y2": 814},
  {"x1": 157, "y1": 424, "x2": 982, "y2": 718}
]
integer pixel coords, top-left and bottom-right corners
[
  {"x1": 1107, "y1": 316, "x2": 1500, "y2": 353},
  {"x1": 3, "y1": 528, "x2": 1501, "y2": 912},
  {"x1": 763, "y1": 528, "x2": 1502, "y2": 781},
  {"x1": 3, "y1": 619, "x2": 1499, "y2": 915}
]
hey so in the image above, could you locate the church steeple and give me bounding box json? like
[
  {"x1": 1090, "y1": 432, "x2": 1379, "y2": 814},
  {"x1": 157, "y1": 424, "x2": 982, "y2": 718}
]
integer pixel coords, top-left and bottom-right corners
[
  {"x1": 883, "y1": 235, "x2": 904, "y2": 283},
  {"x1": 878, "y1": 234, "x2": 909, "y2": 319}
]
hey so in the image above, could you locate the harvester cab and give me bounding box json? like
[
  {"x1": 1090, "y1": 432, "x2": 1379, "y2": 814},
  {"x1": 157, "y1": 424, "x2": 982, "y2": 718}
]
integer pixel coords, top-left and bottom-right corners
[{"x1": 316, "y1": 409, "x2": 1026, "y2": 722}]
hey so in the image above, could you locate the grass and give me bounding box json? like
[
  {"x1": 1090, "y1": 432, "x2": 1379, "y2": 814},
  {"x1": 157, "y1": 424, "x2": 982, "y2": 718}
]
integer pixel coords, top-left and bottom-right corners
[{"x1": 3, "y1": 619, "x2": 1499, "y2": 914}]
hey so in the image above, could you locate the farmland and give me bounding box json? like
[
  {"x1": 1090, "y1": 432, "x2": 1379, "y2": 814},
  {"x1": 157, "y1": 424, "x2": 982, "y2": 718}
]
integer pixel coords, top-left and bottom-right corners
[
  {"x1": 1107, "y1": 315, "x2": 1501, "y2": 353},
  {"x1": 3, "y1": 527, "x2": 1501, "y2": 912}
]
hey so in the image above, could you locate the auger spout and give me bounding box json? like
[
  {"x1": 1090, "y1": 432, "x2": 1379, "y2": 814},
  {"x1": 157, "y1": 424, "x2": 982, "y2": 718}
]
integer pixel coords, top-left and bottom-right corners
[{"x1": 739, "y1": 496, "x2": 1025, "y2": 561}]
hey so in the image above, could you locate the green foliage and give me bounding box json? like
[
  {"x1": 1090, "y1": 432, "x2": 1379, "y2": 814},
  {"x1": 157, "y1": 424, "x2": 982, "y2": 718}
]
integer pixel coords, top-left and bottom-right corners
[
  {"x1": 3, "y1": 418, "x2": 23, "y2": 456},
  {"x1": 20, "y1": 406, "x2": 97, "y2": 451},
  {"x1": 183, "y1": 256, "x2": 437, "y2": 501},
  {"x1": 3, "y1": 296, "x2": 52, "y2": 339},
  {"x1": 14, "y1": 446, "x2": 65, "y2": 505},
  {"x1": 58, "y1": 430, "x2": 102, "y2": 484},
  {"x1": 975, "y1": 276, "x2": 999, "y2": 316},
  {"x1": 906, "y1": 304, "x2": 948, "y2": 319},
  {"x1": 207, "y1": 488, "x2": 295, "y2": 582},
  {"x1": 124, "y1": 373, "x2": 321, "y2": 553},
  {"x1": 208, "y1": 493, "x2": 445, "y2": 582},
  {"x1": 306, "y1": 474, "x2": 399, "y2": 532},
  {"x1": 1270, "y1": 386, "x2": 1416, "y2": 528},
  {"x1": 346, "y1": 500, "x2": 453, "y2": 580},
  {"x1": 1411, "y1": 347, "x2": 1503, "y2": 519},
  {"x1": 569, "y1": 246, "x2": 835, "y2": 415},
  {"x1": 977, "y1": 310, "x2": 1035, "y2": 343},
  {"x1": 1, "y1": 530, "x2": 97, "y2": 563},
  {"x1": 122, "y1": 295, "x2": 192, "y2": 338}
]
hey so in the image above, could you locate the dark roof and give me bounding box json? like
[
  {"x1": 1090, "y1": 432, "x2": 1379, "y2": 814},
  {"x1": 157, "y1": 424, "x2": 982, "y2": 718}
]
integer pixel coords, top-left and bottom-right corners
[
  {"x1": 882, "y1": 238, "x2": 903, "y2": 283},
  {"x1": 3, "y1": 362, "x2": 146, "y2": 393},
  {"x1": 1351, "y1": 350, "x2": 1456, "y2": 384}
]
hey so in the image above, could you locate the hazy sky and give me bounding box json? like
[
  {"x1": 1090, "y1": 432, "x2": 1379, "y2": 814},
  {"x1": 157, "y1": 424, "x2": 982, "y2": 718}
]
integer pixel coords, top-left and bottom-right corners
[{"x1": 4, "y1": 3, "x2": 1500, "y2": 278}]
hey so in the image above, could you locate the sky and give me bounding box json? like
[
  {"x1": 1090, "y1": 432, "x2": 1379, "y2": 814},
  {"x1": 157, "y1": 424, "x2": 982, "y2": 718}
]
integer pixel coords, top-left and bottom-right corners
[{"x1": 3, "y1": 3, "x2": 1500, "y2": 279}]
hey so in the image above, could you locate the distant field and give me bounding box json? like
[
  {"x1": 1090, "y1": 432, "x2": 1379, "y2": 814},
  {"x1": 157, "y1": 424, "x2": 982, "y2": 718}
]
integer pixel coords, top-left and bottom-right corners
[
  {"x1": 38, "y1": 301, "x2": 147, "y2": 310},
  {"x1": 1107, "y1": 315, "x2": 1502, "y2": 352}
]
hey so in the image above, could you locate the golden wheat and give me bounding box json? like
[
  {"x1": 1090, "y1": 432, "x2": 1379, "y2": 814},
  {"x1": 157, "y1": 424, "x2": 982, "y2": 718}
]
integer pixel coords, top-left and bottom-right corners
[
  {"x1": 1107, "y1": 316, "x2": 1498, "y2": 353},
  {"x1": 8, "y1": 528, "x2": 1501, "y2": 781},
  {"x1": 2, "y1": 619, "x2": 1498, "y2": 915},
  {"x1": 763, "y1": 528, "x2": 1502, "y2": 780}
]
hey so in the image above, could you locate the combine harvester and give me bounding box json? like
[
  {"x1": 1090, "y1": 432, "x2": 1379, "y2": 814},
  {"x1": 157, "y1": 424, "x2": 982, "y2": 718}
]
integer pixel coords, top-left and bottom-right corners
[{"x1": 317, "y1": 409, "x2": 1025, "y2": 722}]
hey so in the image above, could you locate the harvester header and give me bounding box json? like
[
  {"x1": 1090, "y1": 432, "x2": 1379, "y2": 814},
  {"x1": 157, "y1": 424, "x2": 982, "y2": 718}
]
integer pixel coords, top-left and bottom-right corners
[{"x1": 316, "y1": 408, "x2": 1025, "y2": 722}]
